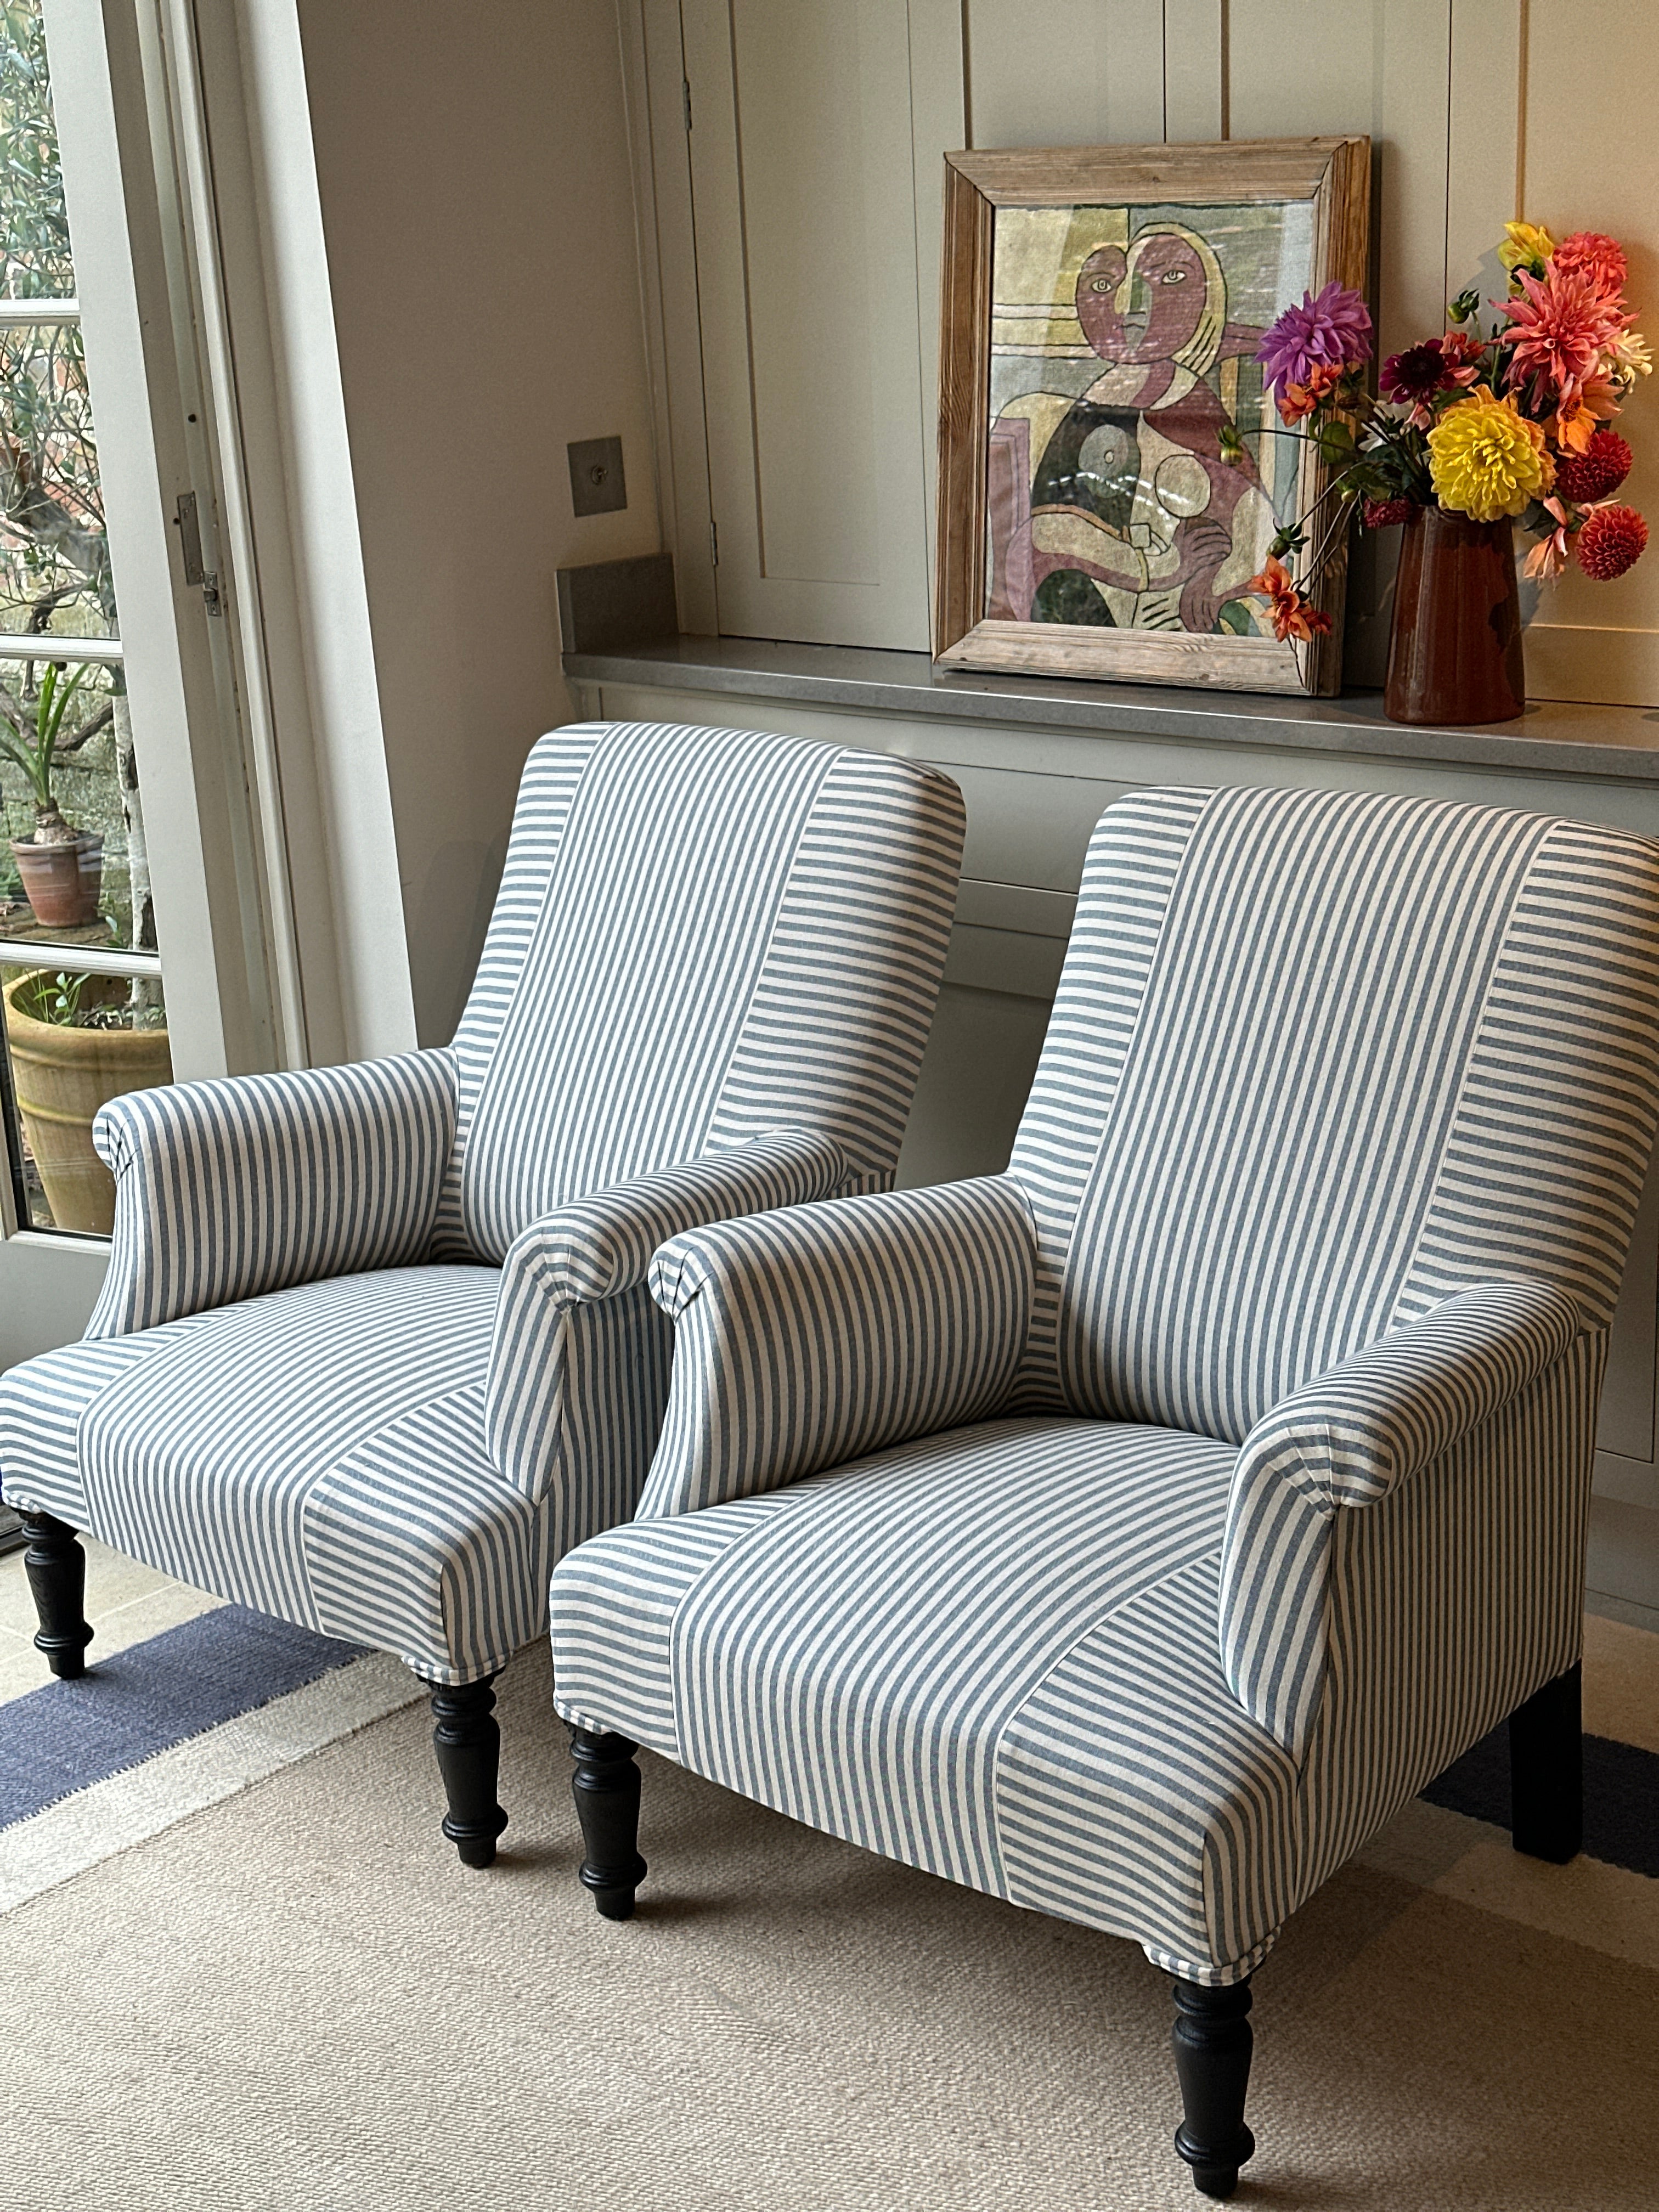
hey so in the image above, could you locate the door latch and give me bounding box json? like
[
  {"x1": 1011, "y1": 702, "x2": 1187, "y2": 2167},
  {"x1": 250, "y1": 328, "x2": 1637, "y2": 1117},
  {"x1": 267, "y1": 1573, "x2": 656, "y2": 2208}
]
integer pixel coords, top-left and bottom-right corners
[{"x1": 173, "y1": 491, "x2": 223, "y2": 616}]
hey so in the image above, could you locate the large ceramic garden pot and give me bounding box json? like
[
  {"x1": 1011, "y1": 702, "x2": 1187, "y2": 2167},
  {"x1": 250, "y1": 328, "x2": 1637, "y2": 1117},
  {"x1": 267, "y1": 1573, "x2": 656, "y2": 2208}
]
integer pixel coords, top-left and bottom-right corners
[
  {"x1": 1384, "y1": 506, "x2": 1525, "y2": 725},
  {"x1": 1, "y1": 969, "x2": 171, "y2": 1233},
  {"x1": 9, "y1": 833, "x2": 103, "y2": 928}
]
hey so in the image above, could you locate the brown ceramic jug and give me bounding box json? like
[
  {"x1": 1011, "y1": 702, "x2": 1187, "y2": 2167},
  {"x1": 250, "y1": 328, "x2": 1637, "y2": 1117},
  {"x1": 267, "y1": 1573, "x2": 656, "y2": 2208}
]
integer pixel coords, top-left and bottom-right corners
[{"x1": 1384, "y1": 506, "x2": 1525, "y2": 725}]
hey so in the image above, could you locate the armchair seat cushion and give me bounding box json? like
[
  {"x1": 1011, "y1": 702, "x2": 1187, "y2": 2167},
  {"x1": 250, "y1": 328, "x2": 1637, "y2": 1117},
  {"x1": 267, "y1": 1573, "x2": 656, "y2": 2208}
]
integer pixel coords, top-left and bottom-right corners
[
  {"x1": 0, "y1": 1266, "x2": 554, "y2": 1683},
  {"x1": 552, "y1": 1414, "x2": 1299, "y2": 1982}
]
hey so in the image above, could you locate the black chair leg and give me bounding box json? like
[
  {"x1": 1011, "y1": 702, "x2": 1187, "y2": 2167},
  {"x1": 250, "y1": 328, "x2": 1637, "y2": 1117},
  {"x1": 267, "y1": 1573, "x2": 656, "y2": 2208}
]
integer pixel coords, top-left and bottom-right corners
[
  {"x1": 1509, "y1": 1660, "x2": 1583, "y2": 1864},
  {"x1": 21, "y1": 1510, "x2": 93, "y2": 1679},
  {"x1": 1171, "y1": 1976, "x2": 1256, "y2": 2200},
  {"x1": 428, "y1": 1675, "x2": 509, "y2": 1868},
  {"x1": 569, "y1": 1727, "x2": 647, "y2": 1920}
]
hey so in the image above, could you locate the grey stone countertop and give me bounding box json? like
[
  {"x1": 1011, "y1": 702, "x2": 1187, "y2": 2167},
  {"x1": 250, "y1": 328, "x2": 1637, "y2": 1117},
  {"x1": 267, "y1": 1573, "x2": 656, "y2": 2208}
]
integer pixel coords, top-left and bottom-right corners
[{"x1": 563, "y1": 634, "x2": 1659, "y2": 782}]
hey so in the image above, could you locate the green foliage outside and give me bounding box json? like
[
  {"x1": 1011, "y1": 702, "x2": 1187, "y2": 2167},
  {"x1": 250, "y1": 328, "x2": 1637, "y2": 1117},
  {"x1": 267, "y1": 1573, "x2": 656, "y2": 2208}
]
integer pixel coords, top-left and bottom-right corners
[{"x1": 0, "y1": 0, "x2": 129, "y2": 934}]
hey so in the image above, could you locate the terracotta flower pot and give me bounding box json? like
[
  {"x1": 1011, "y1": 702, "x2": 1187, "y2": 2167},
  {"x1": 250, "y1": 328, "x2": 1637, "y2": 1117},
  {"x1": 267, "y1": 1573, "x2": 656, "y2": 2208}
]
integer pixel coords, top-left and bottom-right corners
[
  {"x1": 1, "y1": 969, "x2": 171, "y2": 1234},
  {"x1": 9, "y1": 833, "x2": 104, "y2": 929},
  {"x1": 1384, "y1": 507, "x2": 1525, "y2": 725}
]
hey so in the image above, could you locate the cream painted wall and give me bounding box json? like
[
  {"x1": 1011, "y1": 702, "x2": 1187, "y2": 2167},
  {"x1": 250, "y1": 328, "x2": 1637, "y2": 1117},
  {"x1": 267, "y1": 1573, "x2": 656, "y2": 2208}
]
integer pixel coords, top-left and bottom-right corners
[{"x1": 296, "y1": 0, "x2": 661, "y2": 1043}]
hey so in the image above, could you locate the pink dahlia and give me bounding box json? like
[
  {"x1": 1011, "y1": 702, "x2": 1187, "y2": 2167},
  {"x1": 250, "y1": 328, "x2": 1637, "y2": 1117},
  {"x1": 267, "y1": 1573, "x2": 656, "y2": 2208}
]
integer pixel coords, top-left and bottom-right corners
[
  {"x1": 1553, "y1": 230, "x2": 1628, "y2": 298},
  {"x1": 1257, "y1": 283, "x2": 1373, "y2": 397},
  {"x1": 1502, "y1": 263, "x2": 1631, "y2": 407}
]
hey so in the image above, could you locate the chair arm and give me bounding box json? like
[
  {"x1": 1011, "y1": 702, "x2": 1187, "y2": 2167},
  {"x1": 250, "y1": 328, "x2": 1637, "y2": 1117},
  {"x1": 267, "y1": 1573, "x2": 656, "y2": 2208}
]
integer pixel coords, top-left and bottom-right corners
[
  {"x1": 632, "y1": 1174, "x2": 1037, "y2": 1521},
  {"x1": 484, "y1": 1130, "x2": 848, "y2": 1510},
  {"x1": 1220, "y1": 1279, "x2": 1582, "y2": 1753},
  {"x1": 84, "y1": 1049, "x2": 459, "y2": 1338}
]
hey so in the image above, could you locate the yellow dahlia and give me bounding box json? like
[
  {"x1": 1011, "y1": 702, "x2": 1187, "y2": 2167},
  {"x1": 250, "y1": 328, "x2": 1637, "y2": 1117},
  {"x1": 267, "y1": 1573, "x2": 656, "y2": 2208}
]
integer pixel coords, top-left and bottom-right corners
[
  {"x1": 1427, "y1": 387, "x2": 1554, "y2": 521},
  {"x1": 1498, "y1": 220, "x2": 1555, "y2": 276}
]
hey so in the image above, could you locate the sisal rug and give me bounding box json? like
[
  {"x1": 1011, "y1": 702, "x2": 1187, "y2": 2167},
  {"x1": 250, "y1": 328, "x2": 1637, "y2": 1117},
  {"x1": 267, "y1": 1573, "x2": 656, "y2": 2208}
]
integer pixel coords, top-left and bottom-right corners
[{"x1": 1, "y1": 1622, "x2": 1656, "y2": 2212}]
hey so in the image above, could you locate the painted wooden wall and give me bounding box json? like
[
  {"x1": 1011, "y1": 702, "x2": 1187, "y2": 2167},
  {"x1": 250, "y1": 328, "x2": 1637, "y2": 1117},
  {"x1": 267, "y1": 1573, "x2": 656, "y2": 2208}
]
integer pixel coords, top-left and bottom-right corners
[{"x1": 634, "y1": 0, "x2": 1659, "y2": 706}]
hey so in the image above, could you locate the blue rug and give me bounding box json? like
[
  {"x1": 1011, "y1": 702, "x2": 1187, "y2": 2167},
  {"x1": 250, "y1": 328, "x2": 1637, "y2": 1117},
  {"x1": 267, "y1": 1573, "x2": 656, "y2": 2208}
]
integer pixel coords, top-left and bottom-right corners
[
  {"x1": 0, "y1": 1606, "x2": 364, "y2": 1830},
  {"x1": 1423, "y1": 1722, "x2": 1659, "y2": 1878}
]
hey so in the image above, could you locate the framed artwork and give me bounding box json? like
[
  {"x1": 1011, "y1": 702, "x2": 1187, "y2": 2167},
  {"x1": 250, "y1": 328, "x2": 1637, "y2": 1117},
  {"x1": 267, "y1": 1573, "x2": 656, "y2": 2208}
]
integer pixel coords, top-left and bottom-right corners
[{"x1": 935, "y1": 138, "x2": 1370, "y2": 696}]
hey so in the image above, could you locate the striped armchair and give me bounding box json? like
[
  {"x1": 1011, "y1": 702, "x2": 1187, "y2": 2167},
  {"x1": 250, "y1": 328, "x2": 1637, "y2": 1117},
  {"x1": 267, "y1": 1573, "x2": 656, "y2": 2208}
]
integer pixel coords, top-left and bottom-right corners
[
  {"x1": 548, "y1": 784, "x2": 1659, "y2": 2198},
  {"x1": 0, "y1": 720, "x2": 964, "y2": 1864}
]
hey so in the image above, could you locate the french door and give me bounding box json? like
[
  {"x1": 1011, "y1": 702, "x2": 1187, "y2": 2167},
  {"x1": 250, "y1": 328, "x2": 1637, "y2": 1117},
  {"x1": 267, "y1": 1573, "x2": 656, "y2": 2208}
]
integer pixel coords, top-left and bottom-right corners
[{"x1": 0, "y1": 0, "x2": 282, "y2": 1374}]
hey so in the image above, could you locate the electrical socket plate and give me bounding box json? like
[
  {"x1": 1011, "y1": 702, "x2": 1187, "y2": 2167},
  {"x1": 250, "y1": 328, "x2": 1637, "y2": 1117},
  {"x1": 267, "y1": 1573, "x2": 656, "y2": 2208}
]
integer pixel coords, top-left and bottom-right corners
[{"x1": 568, "y1": 436, "x2": 627, "y2": 517}]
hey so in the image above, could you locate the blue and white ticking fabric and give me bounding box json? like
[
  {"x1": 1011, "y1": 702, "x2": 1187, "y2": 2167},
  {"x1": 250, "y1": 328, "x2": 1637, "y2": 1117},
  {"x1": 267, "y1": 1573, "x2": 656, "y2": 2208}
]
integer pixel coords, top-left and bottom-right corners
[
  {"x1": 0, "y1": 722, "x2": 966, "y2": 1683},
  {"x1": 550, "y1": 783, "x2": 1659, "y2": 1985}
]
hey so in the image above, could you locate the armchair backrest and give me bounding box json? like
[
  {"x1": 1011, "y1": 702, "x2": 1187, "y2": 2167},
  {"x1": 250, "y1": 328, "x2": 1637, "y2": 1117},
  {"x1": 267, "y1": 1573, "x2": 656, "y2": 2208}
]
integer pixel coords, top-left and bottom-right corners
[
  {"x1": 1007, "y1": 785, "x2": 1659, "y2": 1444},
  {"x1": 433, "y1": 720, "x2": 965, "y2": 1264}
]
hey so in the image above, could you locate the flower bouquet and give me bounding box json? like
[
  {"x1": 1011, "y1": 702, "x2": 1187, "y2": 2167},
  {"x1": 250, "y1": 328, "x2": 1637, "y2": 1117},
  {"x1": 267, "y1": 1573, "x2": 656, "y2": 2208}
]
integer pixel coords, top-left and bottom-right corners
[{"x1": 1240, "y1": 222, "x2": 1650, "y2": 724}]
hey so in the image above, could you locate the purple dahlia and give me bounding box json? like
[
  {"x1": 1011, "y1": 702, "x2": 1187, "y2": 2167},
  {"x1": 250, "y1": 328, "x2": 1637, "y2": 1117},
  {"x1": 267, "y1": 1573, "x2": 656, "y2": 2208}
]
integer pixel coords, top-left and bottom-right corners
[{"x1": 1257, "y1": 282, "x2": 1374, "y2": 396}]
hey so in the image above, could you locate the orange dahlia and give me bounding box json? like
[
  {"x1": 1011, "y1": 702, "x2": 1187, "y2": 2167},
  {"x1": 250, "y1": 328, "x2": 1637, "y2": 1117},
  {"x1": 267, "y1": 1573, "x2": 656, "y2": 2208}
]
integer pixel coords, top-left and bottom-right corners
[{"x1": 1245, "y1": 556, "x2": 1333, "y2": 643}]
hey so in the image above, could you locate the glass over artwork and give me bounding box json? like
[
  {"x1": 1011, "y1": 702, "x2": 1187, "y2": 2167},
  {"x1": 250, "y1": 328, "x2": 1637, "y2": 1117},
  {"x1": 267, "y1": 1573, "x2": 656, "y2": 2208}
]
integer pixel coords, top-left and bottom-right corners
[{"x1": 985, "y1": 199, "x2": 1317, "y2": 638}]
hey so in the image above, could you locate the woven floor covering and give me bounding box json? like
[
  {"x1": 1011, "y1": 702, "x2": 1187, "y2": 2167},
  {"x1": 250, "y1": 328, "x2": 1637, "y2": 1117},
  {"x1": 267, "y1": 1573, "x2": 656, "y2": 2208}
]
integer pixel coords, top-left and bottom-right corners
[{"x1": 2, "y1": 1612, "x2": 1656, "y2": 2212}]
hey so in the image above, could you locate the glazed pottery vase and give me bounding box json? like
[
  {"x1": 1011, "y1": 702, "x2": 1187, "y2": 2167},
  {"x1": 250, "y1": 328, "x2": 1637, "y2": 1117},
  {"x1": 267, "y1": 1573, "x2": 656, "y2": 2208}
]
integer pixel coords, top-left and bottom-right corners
[{"x1": 1384, "y1": 506, "x2": 1524, "y2": 725}]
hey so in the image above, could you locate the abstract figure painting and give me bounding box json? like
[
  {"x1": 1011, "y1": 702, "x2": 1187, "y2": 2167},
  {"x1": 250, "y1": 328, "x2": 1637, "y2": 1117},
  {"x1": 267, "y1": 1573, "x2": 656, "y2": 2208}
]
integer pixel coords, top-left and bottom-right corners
[{"x1": 936, "y1": 140, "x2": 1369, "y2": 695}]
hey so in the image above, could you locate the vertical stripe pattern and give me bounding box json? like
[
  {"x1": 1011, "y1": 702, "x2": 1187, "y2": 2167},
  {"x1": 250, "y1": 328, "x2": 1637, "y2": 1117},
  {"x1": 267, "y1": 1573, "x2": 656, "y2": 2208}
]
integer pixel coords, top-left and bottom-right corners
[
  {"x1": 86, "y1": 1051, "x2": 458, "y2": 1338},
  {"x1": 484, "y1": 1131, "x2": 848, "y2": 1508},
  {"x1": 1218, "y1": 1280, "x2": 1582, "y2": 1756},
  {"x1": 549, "y1": 780, "x2": 1659, "y2": 1985},
  {"x1": 434, "y1": 722, "x2": 966, "y2": 1262},
  {"x1": 637, "y1": 1177, "x2": 1037, "y2": 1519},
  {"x1": 0, "y1": 717, "x2": 963, "y2": 1688}
]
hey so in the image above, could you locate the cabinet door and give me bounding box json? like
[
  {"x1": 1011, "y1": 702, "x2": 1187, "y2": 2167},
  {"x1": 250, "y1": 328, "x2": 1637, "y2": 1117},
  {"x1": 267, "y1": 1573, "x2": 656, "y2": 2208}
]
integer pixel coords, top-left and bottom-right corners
[{"x1": 681, "y1": 0, "x2": 938, "y2": 649}]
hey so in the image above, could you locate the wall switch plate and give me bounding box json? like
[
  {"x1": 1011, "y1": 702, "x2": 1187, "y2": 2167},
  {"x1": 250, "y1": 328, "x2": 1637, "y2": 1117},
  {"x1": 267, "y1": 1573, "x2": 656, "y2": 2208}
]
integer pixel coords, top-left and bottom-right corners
[{"x1": 568, "y1": 436, "x2": 627, "y2": 517}]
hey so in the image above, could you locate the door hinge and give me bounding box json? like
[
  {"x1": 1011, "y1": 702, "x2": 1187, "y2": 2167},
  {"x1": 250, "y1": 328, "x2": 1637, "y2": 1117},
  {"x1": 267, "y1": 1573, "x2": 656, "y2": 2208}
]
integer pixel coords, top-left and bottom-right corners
[
  {"x1": 682, "y1": 77, "x2": 692, "y2": 132},
  {"x1": 173, "y1": 490, "x2": 223, "y2": 617},
  {"x1": 709, "y1": 518, "x2": 719, "y2": 568}
]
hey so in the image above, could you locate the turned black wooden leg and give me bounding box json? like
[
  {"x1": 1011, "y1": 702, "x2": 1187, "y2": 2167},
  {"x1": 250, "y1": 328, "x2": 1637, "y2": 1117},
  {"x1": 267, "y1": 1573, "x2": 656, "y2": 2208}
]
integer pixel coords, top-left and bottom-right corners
[
  {"x1": 569, "y1": 1728, "x2": 647, "y2": 1920},
  {"x1": 1510, "y1": 1660, "x2": 1583, "y2": 1865},
  {"x1": 429, "y1": 1675, "x2": 509, "y2": 1868},
  {"x1": 1171, "y1": 1977, "x2": 1256, "y2": 2200},
  {"x1": 21, "y1": 1510, "x2": 93, "y2": 1680}
]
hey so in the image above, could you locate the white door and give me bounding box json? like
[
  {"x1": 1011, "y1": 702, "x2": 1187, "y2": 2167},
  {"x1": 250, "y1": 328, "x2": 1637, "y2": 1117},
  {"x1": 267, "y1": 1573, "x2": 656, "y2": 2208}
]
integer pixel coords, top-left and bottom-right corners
[{"x1": 0, "y1": 0, "x2": 277, "y2": 1379}]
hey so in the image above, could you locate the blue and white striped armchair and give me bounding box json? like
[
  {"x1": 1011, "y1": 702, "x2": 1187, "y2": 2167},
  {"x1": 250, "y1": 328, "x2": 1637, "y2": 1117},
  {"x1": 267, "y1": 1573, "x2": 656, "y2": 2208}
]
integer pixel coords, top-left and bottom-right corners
[
  {"x1": 0, "y1": 720, "x2": 965, "y2": 1864},
  {"x1": 548, "y1": 784, "x2": 1659, "y2": 2198}
]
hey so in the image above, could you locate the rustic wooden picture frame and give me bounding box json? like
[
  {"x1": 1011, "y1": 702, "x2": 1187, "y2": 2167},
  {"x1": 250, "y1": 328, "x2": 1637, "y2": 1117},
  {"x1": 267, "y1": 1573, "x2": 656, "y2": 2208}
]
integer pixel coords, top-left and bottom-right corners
[{"x1": 935, "y1": 138, "x2": 1371, "y2": 696}]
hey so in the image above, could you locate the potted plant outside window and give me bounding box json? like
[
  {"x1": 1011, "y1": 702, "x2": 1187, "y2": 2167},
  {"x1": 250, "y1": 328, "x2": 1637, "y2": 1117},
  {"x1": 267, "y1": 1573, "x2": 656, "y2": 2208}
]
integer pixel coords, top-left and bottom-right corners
[
  {"x1": 1, "y1": 662, "x2": 103, "y2": 927},
  {"x1": 1, "y1": 967, "x2": 170, "y2": 1233}
]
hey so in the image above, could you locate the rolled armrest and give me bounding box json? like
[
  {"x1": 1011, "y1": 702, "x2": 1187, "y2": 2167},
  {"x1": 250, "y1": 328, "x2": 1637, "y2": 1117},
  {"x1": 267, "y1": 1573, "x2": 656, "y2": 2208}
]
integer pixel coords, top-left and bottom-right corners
[
  {"x1": 484, "y1": 1130, "x2": 848, "y2": 1506},
  {"x1": 85, "y1": 1049, "x2": 459, "y2": 1338},
  {"x1": 1220, "y1": 1279, "x2": 1582, "y2": 1753},
  {"x1": 633, "y1": 1173, "x2": 1037, "y2": 1520}
]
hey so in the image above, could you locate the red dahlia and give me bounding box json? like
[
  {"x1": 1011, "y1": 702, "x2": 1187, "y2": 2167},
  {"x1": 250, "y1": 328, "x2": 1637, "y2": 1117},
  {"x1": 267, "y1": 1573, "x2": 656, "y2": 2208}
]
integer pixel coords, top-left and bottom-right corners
[
  {"x1": 1380, "y1": 342, "x2": 1451, "y2": 404},
  {"x1": 1576, "y1": 503, "x2": 1649, "y2": 580},
  {"x1": 1362, "y1": 496, "x2": 1415, "y2": 529},
  {"x1": 1555, "y1": 428, "x2": 1633, "y2": 503}
]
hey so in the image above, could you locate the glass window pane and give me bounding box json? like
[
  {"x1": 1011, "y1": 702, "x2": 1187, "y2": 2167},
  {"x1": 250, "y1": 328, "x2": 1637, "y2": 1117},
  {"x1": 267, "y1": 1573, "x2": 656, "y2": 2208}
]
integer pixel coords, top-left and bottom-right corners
[
  {"x1": 0, "y1": 1, "x2": 75, "y2": 300},
  {"x1": 0, "y1": 1, "x2": 166, "y2": 1242},
  {"x1": 1, "y1": 964, "x2": 170, "y2": 1232},
  {"x1": 1, "y1": 655, "x2": 153, "y2": 951},
  {"x1": 0, "y1": 318, "x2": 115, "y2": 637}
]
